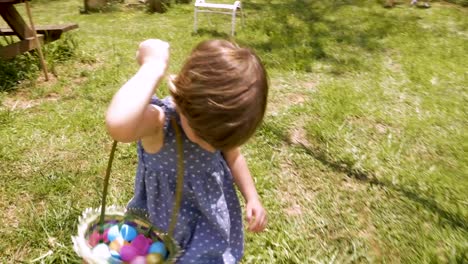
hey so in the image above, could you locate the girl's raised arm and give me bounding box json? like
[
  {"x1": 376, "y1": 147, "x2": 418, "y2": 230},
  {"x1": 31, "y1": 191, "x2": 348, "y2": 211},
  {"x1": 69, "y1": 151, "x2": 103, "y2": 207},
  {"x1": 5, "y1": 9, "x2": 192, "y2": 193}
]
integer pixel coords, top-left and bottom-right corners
[{"x1": 106, "y1": 39, "x2": 169, "y2": 142}]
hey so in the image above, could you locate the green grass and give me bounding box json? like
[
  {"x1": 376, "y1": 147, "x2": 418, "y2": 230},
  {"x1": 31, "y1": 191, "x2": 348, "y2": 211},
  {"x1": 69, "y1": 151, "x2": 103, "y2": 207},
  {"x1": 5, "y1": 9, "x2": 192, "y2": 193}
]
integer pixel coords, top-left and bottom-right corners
[{"x1": 0, "y1": 0, "x2": 467, "y2": 263}]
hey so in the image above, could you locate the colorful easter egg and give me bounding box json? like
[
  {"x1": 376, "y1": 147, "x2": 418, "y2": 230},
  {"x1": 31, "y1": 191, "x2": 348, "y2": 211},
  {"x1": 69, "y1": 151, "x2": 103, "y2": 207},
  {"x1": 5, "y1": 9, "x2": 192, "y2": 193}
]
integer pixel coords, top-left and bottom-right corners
[
  {"x1": 102, "y1": 228, "x2": 110, "y2": 243},
  {"x1": 130, "y1": 255, "x2": 147, "y2": 264},
  {"x1": 148, "y1": 241, "x2": 167, "y2": 257},
  {"x1": 110, "y1": 249, "x2": 121, "y2": 258},
  {"x1": 109, "y1": 237, "x2": 125, "y2": 252},
  {"x1": 91, "y1": 243, "x2": 111, "y2": 260},
  {"x1": 120, "y1": 224, "x2": 137, "y2": 241},
  {"x1": 107, "y1": 225, "x2": 121, "y2": 242},
  {"x1": 109, "y1": 250, "x2": 123, "y2": 264},
  {"x1": 109, "y1": 257, "x2": 123, "y2": 264},
  {"x1": 120, "y1": 245, "x2": 138, "y2": 262},
  {"x1": 88, "y1": 231, "x2": 101, "y2": 247},
  {"x1": 147, "y1": 253, "x2": 164, "y2": 264},
  {"x1": 131, "y1": 234, "x2": 151, "y2": 255}
]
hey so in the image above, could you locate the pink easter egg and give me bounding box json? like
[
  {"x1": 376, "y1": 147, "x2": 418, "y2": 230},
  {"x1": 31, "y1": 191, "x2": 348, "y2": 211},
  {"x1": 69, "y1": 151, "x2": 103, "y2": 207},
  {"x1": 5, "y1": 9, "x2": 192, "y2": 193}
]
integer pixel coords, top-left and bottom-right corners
[
  {"x1": 102, "y1": 228, "x2": 110, "y2": 243},
  {"x1": 88, "y1": 231, "x2": 100, "y2": 247},
  {"x1": 120, "y1": 245, "x2": 138, "y2": 262},
  {"x1": 131, "y1": 234, "x2": 151, "y2": 255},
  {"x1": 130, "y1": 255, "x2": 147, "y2": 264}
]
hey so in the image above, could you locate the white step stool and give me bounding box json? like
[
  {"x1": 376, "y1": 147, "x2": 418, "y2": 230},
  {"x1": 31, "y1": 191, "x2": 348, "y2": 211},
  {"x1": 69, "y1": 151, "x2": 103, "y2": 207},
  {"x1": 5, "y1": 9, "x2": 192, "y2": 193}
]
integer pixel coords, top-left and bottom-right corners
[{"x1": 194, "y1": 0, "x2": 244, "y2": 36}]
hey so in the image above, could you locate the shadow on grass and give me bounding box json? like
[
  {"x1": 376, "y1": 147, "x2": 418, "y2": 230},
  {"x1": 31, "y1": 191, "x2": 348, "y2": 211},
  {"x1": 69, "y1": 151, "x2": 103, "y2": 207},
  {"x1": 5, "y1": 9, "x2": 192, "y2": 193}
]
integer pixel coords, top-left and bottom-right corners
[
  {"x1": 0, "y1": 55, "x2": 40, "y2": 93},
  {"x1": 262, "y1": 121, "x2": 468, "y2": 231},
  {"x1": 192, "y1": 28, "x2": 231, "y2": 38},
  {"x1": 299, "y1": 140, "x2": 467, "y2": 231},
  {"x1": 0, "y1": 35, "x2": 79, "y2": 93},
  {"x1": 240, "y1": 0, "x2": 420, "y2": 71}
]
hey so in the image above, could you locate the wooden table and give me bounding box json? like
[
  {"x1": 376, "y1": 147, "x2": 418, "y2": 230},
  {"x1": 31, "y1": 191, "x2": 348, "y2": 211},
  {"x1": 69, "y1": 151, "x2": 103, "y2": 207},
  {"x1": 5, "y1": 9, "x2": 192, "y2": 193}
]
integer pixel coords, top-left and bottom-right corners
[{"x1": 0, "y1": 0, "x2": 78, "y2": 59}]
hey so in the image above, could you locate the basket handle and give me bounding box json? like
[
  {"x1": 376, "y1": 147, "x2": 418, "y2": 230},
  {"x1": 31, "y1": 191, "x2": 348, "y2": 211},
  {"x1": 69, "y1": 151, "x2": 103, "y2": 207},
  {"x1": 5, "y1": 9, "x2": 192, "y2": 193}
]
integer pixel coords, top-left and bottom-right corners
[
  {"x1": 99, "y1": 117, "x2": 185, "y2": 240},
  {"x1": 167, "y1": 117, "x2": 184, "y2": 238}
]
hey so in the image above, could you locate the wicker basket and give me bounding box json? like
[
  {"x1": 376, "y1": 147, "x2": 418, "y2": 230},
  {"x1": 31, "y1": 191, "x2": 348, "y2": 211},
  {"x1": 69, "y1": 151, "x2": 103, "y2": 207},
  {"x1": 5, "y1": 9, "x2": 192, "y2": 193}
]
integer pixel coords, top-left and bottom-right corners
[
  {"x1": 72, "y1": 206, "x2": 181, "y2": 263},
  {"x1": 72, "y1": 119, "x2": 184, "y2": 263}
]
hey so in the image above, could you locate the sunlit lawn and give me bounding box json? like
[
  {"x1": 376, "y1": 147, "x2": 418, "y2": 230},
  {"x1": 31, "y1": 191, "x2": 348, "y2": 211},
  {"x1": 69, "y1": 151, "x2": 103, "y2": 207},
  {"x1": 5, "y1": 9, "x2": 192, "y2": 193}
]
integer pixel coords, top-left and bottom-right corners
[{"x1": 0, "y1": 0, "x2": 467, "y2": 263}]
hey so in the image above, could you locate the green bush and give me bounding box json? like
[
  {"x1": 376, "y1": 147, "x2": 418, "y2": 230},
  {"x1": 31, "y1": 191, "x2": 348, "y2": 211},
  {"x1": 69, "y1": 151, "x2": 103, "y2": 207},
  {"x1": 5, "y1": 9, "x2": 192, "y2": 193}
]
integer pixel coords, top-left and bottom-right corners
[
  {"x1": 0, "y1": 35, "x2": 79, "y2": 92},
  {"x1": 0, "y1": 54, "x2": 40, "y2": 92}
]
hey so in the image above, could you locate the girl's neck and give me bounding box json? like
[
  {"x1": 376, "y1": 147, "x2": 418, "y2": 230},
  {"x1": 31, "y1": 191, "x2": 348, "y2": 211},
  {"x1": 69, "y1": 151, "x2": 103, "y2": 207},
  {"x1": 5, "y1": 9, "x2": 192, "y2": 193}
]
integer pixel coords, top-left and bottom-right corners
[{"x1": 179, "y1": 112, "x2": 216, "y2": 153}]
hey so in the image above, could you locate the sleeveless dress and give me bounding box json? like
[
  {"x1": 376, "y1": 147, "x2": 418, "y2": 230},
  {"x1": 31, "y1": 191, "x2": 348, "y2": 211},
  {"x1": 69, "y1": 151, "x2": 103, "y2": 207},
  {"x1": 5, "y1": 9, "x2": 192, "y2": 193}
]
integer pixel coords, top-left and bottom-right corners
[{"x1": 127, "y1": 97, "x2": 244, "y2": 264}]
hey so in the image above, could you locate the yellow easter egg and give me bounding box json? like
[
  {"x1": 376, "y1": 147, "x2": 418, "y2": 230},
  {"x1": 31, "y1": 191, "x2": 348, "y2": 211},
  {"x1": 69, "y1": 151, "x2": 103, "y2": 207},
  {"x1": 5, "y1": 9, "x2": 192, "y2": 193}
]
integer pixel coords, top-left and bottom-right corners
[
  {"x1": 147, "y1": 253, "x2": 163, "y2": 264},
  {"x1": 109, "y1": 239, "x2": 122, "y2": 251}
]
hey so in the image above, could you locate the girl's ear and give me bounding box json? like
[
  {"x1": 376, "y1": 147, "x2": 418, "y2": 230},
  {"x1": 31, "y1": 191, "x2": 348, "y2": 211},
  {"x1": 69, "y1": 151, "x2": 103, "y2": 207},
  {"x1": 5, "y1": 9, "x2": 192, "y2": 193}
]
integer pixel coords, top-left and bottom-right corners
[{"x1": 168, "y1": 74, "x2": 177, "y2": 93}]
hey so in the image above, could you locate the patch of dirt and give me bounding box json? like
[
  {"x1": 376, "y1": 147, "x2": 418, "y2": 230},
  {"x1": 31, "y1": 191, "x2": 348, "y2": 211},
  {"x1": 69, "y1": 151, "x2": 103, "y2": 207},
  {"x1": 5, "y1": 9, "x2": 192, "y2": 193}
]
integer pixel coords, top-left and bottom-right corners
[
  {"x1": 284, "y1": 202, "x2": 303, "y2": 217},
  {"x1": 70, "y1": 60, "x2": 103, "y2": 86},
  {"x1": 2, "y1": 203, "x2": 21, "y2": 229},
  {"x1": 9, "y1": 243, "x2": 31, "y2": 263},
  {"x1": 0, "y1": 192, "x2": 45, "y2": 236},
  {"x1": 375, "y1": 123, "x2": 388, "y2": 134},
  {"x1": 268, "y1": 77, "x2": 317, "y2": 115},
  {"x1": 268, "y1": 92, "x2": 308, "y2": 115},
  {"x1": 384, "y1": 56, "x2": 402, "y2": 73},
  {"x1": 341, "y1": 177, "x2": 367, "y2": 192},
  {"x1": 289, "y1": 126, "x2": 311, "y2": 148},
  {"x1": 36, "y1": 73, "x2": 59, "y2": 86},
  {"x1": 277, "y1": 129, "x2": 317, "y2": 218},
  {"x1": 357, "y1": 204, "x2": 382, "y2": 260},
  {"x1": 2, "y1": 93, "x2": 60, "y2": 110}
]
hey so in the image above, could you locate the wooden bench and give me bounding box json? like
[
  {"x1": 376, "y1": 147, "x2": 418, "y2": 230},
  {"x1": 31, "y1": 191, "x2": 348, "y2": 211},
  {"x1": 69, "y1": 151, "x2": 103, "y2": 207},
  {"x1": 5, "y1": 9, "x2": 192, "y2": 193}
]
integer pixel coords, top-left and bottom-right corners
[
  {"x1": 1, "y1": 0, "x2": 79, "y2": 60},
  {"x1": 0, "y1": 23, "x2": 79, "y2": 43},
  {"x1": 0, "y1": 34, "x2": 44, "y2": 59}
]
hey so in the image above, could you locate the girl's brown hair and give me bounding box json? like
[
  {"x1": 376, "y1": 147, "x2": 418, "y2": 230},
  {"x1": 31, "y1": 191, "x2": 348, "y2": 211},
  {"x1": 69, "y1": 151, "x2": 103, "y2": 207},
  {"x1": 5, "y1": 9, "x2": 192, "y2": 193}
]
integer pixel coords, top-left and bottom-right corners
[{"x1": 170, "y1": 39, "x2": 268, "y2": 150}]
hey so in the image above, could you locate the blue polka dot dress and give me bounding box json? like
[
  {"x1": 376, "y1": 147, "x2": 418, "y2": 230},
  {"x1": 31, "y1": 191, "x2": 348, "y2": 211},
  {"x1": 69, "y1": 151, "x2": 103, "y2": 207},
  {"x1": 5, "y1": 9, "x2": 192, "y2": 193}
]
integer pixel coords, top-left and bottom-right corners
[{"x1": 127, "y1": 97, "x2": 244, "y2": 263}]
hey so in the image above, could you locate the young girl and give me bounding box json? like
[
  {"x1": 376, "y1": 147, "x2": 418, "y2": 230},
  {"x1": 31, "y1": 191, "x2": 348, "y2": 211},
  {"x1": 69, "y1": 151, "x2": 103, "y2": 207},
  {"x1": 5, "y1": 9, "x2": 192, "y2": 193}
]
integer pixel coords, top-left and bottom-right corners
[{"x1": 105, "y1": 39, "x2": 268, "y2": 263}]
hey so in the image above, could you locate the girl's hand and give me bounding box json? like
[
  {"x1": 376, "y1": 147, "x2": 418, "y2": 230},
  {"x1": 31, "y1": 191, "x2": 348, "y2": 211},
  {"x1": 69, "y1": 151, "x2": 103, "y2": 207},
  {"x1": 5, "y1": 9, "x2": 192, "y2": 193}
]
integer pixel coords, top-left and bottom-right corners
[
  {"x1": 246, "y1": 198, "x2": 267, "y2": 232},
  {"x1": 136, "y1": 39, "x2": 170, "y2": 70}
]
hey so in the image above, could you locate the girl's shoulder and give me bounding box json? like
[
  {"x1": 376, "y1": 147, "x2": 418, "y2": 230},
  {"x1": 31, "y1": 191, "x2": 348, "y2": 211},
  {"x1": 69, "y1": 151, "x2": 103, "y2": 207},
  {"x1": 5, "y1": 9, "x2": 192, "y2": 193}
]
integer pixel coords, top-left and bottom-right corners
[
  {"x1": 139, "y1": 96, "x2": 177, "y2": 153},
  {"x1": 150, "y1": 96, "x2": 175, "y2": 113},
  {"x1": 150, "y1": 96, "x2": 178, "y2": 131}
]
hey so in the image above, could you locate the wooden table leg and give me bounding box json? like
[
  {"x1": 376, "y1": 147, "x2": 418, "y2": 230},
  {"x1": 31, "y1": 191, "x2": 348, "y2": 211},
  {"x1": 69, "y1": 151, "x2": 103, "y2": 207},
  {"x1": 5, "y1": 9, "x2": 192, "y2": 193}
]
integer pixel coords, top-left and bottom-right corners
[{"x1": 0, "y1": 4, "x2": 34, "y2": 39}]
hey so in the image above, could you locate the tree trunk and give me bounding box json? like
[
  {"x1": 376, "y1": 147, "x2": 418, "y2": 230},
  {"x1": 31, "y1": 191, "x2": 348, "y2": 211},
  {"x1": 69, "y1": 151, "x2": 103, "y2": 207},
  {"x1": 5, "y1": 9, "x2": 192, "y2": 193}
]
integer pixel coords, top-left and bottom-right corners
[
  {"x1": 84, "y1": 0, "x2": 108, "y2": 12},
  {"x1": 148, "y1": 0, "x2": 167, "y2": 13}
]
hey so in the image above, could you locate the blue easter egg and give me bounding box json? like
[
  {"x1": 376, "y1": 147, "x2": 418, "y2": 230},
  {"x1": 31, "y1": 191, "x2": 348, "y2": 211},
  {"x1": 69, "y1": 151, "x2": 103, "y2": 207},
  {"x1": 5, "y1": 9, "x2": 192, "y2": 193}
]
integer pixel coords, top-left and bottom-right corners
[
  {"x1": 107, "y1": 225, "x2": 121, "y2": 242},
  {"x1": 109, "y1": 253, "x2": 123, "y2": 264},
  {"x1": 110, "y1": 250, "x2": 121, "y2": 259},
  {"x1": 148, "y1": 241, "x2": 167, "y2": 257},
  {"x1": 120, "y1": 224, "x2": 137, "y2": 242}
]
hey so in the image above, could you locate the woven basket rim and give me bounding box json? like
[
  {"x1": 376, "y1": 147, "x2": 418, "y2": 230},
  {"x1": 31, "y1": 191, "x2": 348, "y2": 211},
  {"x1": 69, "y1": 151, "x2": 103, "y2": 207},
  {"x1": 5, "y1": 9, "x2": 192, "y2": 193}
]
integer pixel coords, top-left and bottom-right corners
[{"x1": 72, "y1": 205, "x2": 181, "y2": 264}]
